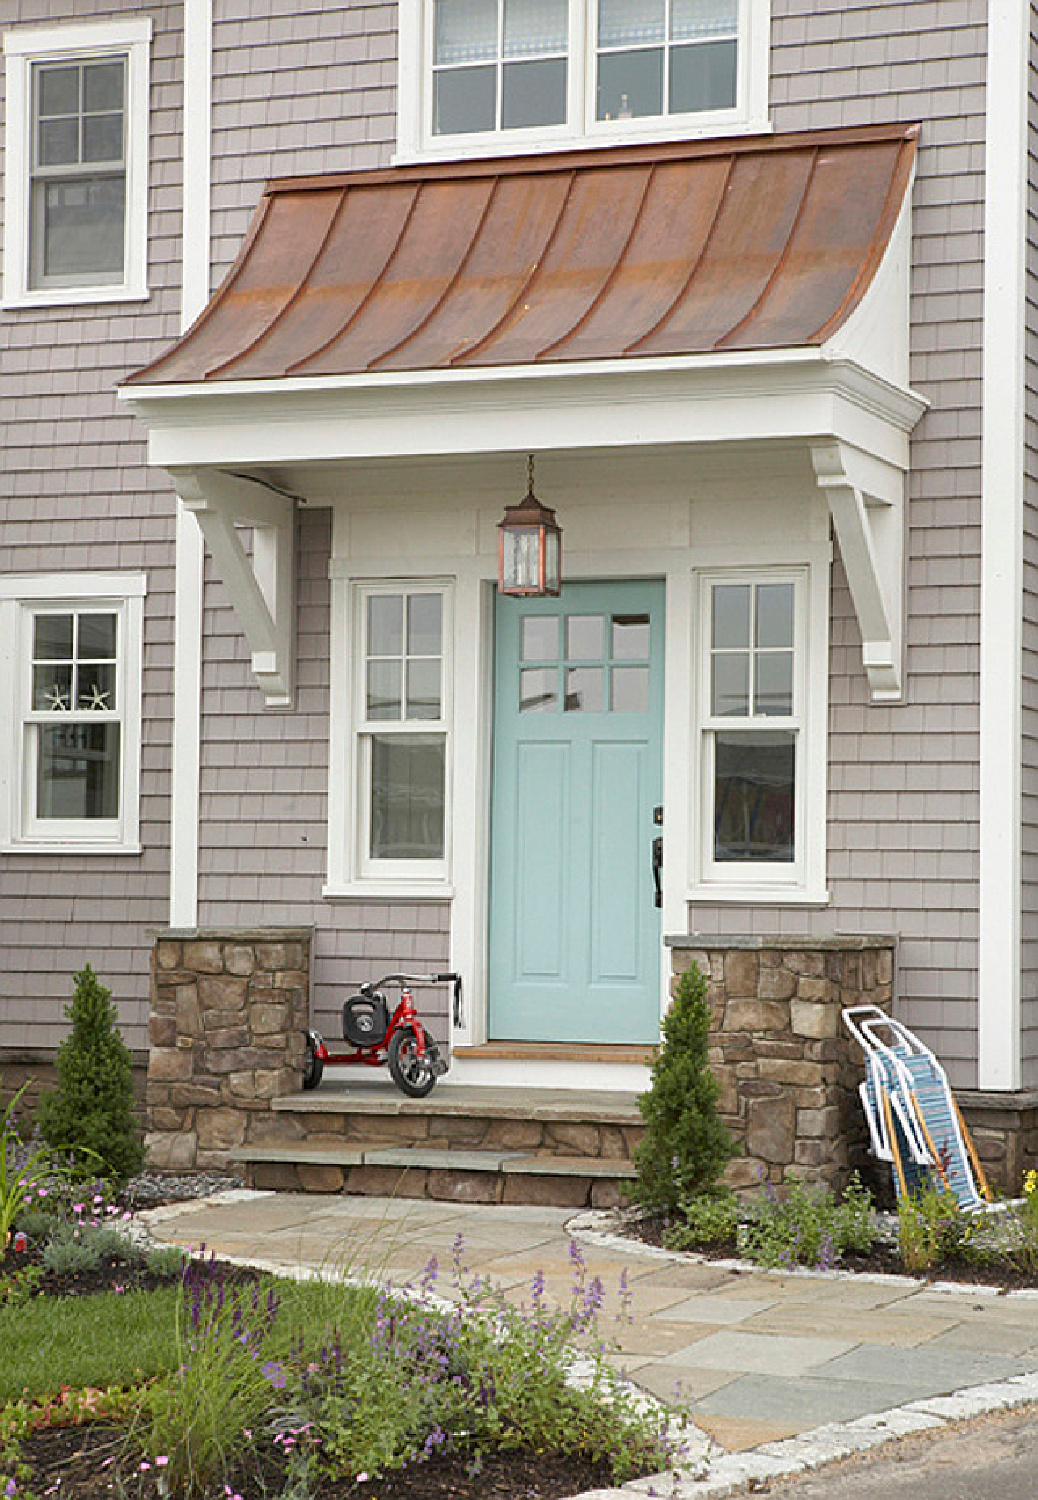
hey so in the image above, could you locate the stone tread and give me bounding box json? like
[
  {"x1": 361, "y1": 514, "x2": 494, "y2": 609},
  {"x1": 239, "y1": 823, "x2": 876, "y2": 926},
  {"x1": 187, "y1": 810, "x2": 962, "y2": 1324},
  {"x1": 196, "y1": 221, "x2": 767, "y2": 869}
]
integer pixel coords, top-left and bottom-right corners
[
  {"x1": 233, "y1": 1142, "x2": 637, "y2": 1177},
  {"x1": 272, "y1": 1084, "x2": 643, "y2": 1124}
]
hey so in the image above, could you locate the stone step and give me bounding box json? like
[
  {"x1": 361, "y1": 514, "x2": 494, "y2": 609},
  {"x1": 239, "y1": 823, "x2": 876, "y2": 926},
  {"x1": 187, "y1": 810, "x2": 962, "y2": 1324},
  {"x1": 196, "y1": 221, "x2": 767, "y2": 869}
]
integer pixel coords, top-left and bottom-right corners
[{"x1": 273, "y1": 1082, "x2": 643, "y2": 1125}]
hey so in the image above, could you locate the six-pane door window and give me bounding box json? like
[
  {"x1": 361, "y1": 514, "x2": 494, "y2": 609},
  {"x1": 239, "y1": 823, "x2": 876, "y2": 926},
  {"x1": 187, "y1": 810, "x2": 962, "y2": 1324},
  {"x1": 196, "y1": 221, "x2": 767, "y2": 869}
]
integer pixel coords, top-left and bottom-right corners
[
  {"x1": 30, "y1": 55, "x2": 126, "y2": 288},
  {"x1": 27, "y1": 609, "x2": 121, "y2": 823},
  {"x1": 361, "y1": 589, "x2": 449, "y2": 867}
]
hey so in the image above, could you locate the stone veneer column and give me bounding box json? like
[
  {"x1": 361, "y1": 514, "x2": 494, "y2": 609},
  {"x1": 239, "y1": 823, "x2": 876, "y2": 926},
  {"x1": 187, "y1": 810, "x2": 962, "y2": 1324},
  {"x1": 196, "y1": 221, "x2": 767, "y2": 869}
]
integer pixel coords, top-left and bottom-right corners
[
  {"x1": 145, "y1": 928, "x2": 311, "y2": 1171},
  {"x1": 667, "y1": 935, "x2": 896, "y2": 1194}
]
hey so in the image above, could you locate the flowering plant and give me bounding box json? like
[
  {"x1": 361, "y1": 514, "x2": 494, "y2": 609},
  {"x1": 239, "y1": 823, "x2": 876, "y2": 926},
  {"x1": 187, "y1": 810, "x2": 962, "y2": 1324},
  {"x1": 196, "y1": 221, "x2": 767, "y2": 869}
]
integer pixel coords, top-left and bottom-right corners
[{"x1": 0, "y1": 1083, "x2": 54, "y2": 1249}]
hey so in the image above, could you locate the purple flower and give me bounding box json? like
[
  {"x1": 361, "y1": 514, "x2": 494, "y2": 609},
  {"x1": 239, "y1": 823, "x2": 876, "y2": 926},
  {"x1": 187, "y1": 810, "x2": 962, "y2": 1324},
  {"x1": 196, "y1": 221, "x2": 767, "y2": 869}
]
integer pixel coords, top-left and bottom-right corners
[{"x1": 261, "y1": 1360, "x2": 287, "y2": 1389}]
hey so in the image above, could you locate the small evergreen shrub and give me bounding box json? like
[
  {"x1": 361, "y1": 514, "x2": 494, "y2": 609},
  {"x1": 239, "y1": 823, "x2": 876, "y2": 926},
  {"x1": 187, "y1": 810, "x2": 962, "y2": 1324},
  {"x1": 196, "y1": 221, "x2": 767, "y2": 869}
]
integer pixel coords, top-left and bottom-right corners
[
  {"x1": 631, "y1": 965, "x2": 735, "y2": 1215},
  {"x1": 35, "y1": 965, "x2": 145, "y2": 1185}
]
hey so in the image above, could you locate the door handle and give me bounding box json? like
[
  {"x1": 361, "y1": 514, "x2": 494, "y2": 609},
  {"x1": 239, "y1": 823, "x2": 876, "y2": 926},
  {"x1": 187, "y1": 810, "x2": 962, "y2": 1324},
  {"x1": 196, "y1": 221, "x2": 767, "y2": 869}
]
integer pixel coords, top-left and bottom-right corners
[{"x1": 652, "y1": 805, "x2": 663, "y2": 909}]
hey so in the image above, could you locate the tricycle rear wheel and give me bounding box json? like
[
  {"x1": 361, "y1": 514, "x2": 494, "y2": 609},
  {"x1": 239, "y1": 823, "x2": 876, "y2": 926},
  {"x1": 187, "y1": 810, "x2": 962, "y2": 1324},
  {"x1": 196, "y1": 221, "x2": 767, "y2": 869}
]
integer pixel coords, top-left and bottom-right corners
[
  {"x1": 302, "y1": 1030, "x2": 324, "y2": 1090},
  {"x1": 388, "y1": 1028, "x2": 438, "y2": 1098}
]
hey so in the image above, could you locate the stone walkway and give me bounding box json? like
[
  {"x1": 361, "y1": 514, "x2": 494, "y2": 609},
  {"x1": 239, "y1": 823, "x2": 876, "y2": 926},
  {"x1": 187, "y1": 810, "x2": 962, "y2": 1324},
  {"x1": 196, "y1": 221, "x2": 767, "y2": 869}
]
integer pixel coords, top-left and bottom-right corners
[{"x1": 141, "y1": 1191, "x2": 1038, "y2": 1498}]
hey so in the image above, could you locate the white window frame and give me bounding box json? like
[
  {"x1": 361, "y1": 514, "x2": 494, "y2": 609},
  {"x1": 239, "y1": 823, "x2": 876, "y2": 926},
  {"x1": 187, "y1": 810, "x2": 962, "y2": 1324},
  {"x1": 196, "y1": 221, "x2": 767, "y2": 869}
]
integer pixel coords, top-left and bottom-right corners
[
  {"x1": 0, "y1": 574, "x2": 146, "y2": 854},
  {"x1": 2, "y1": 19, "x2": 151, "y2": 309},
  {"x1": 397, "y1": 0, "x2": 771, "y2": 163},
  {"x1": 692, "y1": 565, "x2": 827, "y2": 903}
]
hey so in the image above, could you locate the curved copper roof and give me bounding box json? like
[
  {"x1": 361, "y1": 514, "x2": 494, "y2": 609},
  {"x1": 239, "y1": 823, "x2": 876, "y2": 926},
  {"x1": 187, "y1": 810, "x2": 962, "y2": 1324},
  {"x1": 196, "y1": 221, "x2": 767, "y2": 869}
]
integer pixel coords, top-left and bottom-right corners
[{"x1": 128, "y1": 124, "x2": 917, "y2": 386}]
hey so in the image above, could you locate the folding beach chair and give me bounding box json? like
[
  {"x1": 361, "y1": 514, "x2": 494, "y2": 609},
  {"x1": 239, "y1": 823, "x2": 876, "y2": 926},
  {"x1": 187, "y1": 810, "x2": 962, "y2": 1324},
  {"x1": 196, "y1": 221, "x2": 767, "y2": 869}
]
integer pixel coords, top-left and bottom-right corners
[{"x1": 843, "y1": 1005, "x2": 994, "y2": 1210}]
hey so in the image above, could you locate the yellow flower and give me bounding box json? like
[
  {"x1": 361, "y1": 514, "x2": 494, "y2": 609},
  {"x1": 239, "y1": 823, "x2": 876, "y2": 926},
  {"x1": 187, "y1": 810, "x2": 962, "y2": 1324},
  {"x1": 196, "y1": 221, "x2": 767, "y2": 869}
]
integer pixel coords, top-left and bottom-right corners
[{"x1": 1024, "y1": 1169, "x2": 1038, "y2": 1198}]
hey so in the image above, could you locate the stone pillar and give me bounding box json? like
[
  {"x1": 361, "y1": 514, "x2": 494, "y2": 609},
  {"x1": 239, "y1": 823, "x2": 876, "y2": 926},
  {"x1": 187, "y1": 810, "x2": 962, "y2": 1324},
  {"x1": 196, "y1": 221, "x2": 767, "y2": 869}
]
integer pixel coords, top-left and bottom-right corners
[
  {"x1": 667, "y1": 935, "x2": 896, "y2": 1194},
  {"x1": 145, "y1": 928, "x2": 311, "y2": 1171}
]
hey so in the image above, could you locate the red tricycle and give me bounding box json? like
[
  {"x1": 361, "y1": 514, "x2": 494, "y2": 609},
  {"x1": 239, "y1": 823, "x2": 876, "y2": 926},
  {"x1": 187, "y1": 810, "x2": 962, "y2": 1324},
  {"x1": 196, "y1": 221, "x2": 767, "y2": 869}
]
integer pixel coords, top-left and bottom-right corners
[{"x1": 302, "y1": 971, "x2": 462, "y2": 1099}]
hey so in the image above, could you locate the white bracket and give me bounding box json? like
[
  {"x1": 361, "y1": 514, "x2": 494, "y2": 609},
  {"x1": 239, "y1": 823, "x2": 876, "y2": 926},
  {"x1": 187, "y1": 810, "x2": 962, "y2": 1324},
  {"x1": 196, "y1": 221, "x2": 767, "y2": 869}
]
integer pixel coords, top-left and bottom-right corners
[
  {"x1": 170, "y1": 467, "x2": 295, "y2": 706},
  {"x1": 811, "y1": 439, "x2": 905, "y2": 702}
]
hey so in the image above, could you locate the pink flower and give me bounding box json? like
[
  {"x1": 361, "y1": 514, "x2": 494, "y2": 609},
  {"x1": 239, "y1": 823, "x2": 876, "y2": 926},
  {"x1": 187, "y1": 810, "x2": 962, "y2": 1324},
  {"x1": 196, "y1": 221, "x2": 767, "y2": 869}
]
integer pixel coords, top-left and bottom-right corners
[{"x1": 155, "y1": 1456, "x2": 169, "y2": 1468}]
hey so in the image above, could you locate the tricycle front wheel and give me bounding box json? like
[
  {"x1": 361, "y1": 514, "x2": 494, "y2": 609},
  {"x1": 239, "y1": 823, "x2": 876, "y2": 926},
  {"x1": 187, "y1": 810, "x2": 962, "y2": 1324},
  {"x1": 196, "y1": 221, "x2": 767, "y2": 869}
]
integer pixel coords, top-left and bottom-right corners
[{"x1": 388, "y1": 1029, "x2": 438, "y2": 1098}]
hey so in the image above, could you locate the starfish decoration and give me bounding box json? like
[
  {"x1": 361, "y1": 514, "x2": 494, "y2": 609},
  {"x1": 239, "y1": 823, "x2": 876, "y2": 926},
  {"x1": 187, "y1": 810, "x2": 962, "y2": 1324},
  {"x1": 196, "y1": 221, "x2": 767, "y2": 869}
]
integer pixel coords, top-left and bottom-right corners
[
  {"x1": 81, "y1": 684, "x2": 112, "y2": 711},
  {"x1": 42, "y1": 683, "x2": 70, "y2": 711}
]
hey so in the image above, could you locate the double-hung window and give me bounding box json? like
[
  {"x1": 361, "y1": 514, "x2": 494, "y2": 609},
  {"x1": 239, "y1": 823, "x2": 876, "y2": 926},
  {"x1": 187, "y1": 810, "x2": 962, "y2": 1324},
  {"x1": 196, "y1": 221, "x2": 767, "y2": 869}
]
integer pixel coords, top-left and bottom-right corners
[
  {"x1": 400, "y1": 0, "x2": 769, "y2": 157},
  {"x1": 0, "y1": 575, "x2": 146, "y2": 852},
  {"x1": 355, "y1": 585, "x2": 452, "y2": 882},
  {"x1": 697, "y1": 572, "x2": 820, "y2": 895},
  {"x1": 2, "y1": 19, "x2": 151, "y2": 307}
]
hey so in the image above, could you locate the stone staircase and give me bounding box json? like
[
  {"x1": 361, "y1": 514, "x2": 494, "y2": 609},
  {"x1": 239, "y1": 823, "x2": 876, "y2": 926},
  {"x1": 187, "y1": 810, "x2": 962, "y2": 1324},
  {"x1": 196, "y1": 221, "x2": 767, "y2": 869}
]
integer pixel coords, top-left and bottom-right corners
[{"x1": 233, "y1": 1082, "x2": 645, "y2": 1208}]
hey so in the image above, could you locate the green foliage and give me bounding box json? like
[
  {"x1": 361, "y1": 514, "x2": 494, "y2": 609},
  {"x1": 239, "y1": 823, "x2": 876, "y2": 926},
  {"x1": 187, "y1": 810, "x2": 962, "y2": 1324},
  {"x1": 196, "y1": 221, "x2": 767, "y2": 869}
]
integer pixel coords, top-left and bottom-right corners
[
  {"x1": 739, "y1": 1174, "x2": 876, "y2": 1270},
  {"x1": 0, "y1": 1081, "x2": 55, "y2": 1246},
  {"x1": 146, "y1": 1246, "x2": 188, "y2": 1278},
  {"x1": 897, "y1": 1183, "x2": 967, "y2": 1273},
  {"x1": 34, "y1": 965, "x2": 145, "y2": 1185},
  {"x1": 631, "y1": 966, "x2": 735, "y2": 1215},
  {"x1": 663, "y1": 1189, "x2": 739, "y2": 1251}
]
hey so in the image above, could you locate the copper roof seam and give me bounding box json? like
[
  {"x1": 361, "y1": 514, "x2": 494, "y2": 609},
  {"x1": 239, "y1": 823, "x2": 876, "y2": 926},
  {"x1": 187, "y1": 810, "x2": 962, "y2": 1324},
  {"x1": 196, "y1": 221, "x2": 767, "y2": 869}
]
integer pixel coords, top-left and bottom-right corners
[
  {"x1": 283, "y1": 182, "x2": 423, "y2": 376},
  {"x1": 368, "y1": 174, "x2": 501, "y2": 370},
  {"x1": 808, "y1": 135, "x2": 918, "y2": 346},
  {"x1": 125, "y1": 193, "x2": 276, "y2": 384},
  {"x1": 206, "y1": 187, "x2": 351, "y2": 379},
  {"x1": 536, "y1": 162, "x2": 657, "y2": 361},
  {"x1": 714, "y1": 146, "x2": 822, "y2": 350},
  {"x1": 450, "y1": 169, "x2": 579, "y2": 366},
  {"x1": 623, "y1": 153, "x2": 735, "y2": 356}
]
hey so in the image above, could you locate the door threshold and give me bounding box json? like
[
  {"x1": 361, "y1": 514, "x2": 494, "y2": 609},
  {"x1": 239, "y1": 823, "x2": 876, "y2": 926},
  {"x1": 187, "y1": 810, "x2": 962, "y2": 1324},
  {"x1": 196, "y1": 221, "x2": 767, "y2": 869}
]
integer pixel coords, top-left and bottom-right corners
[{"x1": 452, "y1": 1042, "x2": 656, "y2": 1063}]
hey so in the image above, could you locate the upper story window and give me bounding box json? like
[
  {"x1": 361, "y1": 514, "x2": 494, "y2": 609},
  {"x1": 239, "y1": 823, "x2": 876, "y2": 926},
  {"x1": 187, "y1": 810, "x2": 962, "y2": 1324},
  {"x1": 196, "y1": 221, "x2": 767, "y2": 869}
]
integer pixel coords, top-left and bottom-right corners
[
  {"x1": 2, "y1": 19, "x2": 151, "y2": 309},
  {"x1": 398, "y1": 0, "x2": 769, "y2": 160}
]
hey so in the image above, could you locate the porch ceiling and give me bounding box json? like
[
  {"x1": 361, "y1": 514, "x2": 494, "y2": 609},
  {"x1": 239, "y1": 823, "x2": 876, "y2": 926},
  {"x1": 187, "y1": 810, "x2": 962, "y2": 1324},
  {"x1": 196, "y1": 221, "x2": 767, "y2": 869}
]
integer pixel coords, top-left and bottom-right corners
[{"x1": 126, "y1": 123, "x2": 918, "y2": 385}]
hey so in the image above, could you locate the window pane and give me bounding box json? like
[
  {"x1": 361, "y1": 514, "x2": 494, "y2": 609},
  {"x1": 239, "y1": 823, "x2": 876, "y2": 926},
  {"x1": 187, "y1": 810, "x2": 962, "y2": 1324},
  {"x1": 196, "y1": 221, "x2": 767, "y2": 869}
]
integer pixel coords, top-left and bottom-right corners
[
  {"x1": 755, "y1": 582, "x2": 794, "y2": 648},
  {"x1": 82, "y1": 113, "x2": 124, "y2": 164},
  {"x1": 38, "y1": 116, "x2": 79, "y2": 167},
  {"x1": 435, "y1": 0, "x2": 498, "y2": 62},
  {"x1": 369, "y1": 734, "x2": 446, "y2": 860},
  {"x1": 502, "y1": 57, "x2": 567, "y2": 126},
  {"x1": 672, "y1": 0, "x2": 738, "y2": 40},
  {"x1": 77, "y1": 613, "x2": 117, "y2": 659},
  {"x1": 521, "y1": 615, "x2": 559, "y2": 661},
  {"x1": 37, "y1": 722, "x2": 120, "y2": 821},
  {"x1": 611, "y1": 613, "x2": 650, "y2": 659},
  {"x1": 83, "y1": 60, "x2": 124, "y2": 112},
  {"x1": 368, "y1": 594, "x2": 403, "y2": 657},
  {"x1": 566, "y1": 614, "x2": 604, "y2": 660},
  {"x1": 712, "y1": 583, "x2": 750, "y2": 648},
  {"x1": 714, "y1": 731, "x2": 795, "y2": 863},
  {"x1": 711, "y1": 652, "x2": 748, "y2": 716},
  {"x1": 612, "y1": 665, "x2": 649, "y2": 712},
  {"x1": 669, "y1": 37, "x2": 737, "y2": 111},
  {"x1": 39, "y1": 176, "x2": 125, "y2": 280},
  {"x1": 520, "y1": 666, "x2": 557, "y2": 712},
  {"x1": 37, "y1": 64, "x2": 79, "y2": 118},
  {"x1": 597, "y1": 47, "x2": 664, "y2": 118},
  {"x1": 406, "y1": 593, "x2": 442, "y2": 657},
  {"x1": 366, "y1": 659, "x2": 402, "y2": 720},
  {"x1": 406, "y1": 658, "x2": 442, "y2": 719},
  {"x1": 564, "y1": 666, "x2": 603, "y2": 711},
  {"x1": 34, "y1": 663, "x2": 73, "y2": 712},
  {"x1": 503, "y1": 0, "x2": 567, "y2": 55},
  {"x1": 754, "y1": 652, "x2": 793, "y2": 717},
  {"x1": 77, "y1": 662, "x2": 116, "y2": 711},
  {"x1": 34, "y1": 614, "x2": 73, "y2": 660},
  {"x1": 433, "y1": 65, "x2": 497, "y2": 133},
  {"x1": 598, "y1": 0, "x2": 665, "y2": 47}
]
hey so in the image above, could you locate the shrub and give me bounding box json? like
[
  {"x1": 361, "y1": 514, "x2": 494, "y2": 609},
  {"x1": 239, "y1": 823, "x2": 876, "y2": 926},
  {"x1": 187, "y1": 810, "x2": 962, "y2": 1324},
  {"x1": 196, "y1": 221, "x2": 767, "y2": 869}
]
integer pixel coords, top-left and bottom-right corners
[
  {"x1": 897, "y1": 1183, "x2": 966, "y2": 1273},
  {"x1": 631, "y1": 965, "x2": 735, "y2": 1215},
  {"x1": 663, "y1": 1189, "x2": 739, "y2": 1251},
  {"x1": 739, "y1": 1173, "x2": 876, "y2": 1270},
  {"x1": 35, "y1": 965, "x2": 144, "y2": 1185}
]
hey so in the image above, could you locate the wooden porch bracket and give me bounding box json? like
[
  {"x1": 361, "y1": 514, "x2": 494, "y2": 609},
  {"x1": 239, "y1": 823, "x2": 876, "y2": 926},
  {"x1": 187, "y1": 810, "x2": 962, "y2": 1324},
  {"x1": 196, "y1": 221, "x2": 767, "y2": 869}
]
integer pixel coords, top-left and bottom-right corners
[
  {"x1": 171, "y1": 466, "x2": 296, "y2": 706},
  {"x1": 811, "y1": 439, "x2": 905, "y2": 702}
]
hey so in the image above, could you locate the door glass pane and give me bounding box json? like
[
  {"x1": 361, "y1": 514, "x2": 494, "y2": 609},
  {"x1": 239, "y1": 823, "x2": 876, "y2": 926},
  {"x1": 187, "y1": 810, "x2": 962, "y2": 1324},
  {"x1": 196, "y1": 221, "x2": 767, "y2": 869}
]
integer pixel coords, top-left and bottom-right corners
[
  {"x1": 435, "y1": 0, "x2": 498, "y2": 61},
  {"x1": 34, "y1": 614, "x2": 73, "y2": 660},
  {"x1": 77, "y1": 662, "x2": 116, "y2": 711},
  {"x1": 597, "y1": 47, "x2": 664, "y2": 118},
  {"x1": 369, "y1": 734, "x2": 445, "y2": 859},
  {"x1": 407, "y1": 593, "x2": 442, "y2": 656},
  {"x1": 368, "y1": 594, "x2": 403, "y2": 657},
  {"x1": 34, "y1": 663, "x2": 73, "y2": 712},
  {"x1": 755, "y1": 582, "x2": 794, "y2": 648},
  {"x1": 711, "y1": 653, "x2": 748, "y2": 716},
  {"x1": 78, "y1": 613, "x2": 117, "y2": 659},
  {"x1": 406, "y1": 658, "x2": 442, "y2": 719},
  {"x1": 612, "y1": 665, "x2": 649, "y2": 712},
  {"x1": 566, "y1": 614, "x2": 604, "y2": 660},
  {"x1": 503, "y1": 0, "x2": 567, "y2": 55},
  {"x1": 520, "y1": 667, "x2": 557, "y2": 712},
  {"x1": 564, "y1": 666, "x2": 603, "y2": 711},
  {"x1": 754, "y1": 652, "x2": 793, "y2": 717},
  {"x1": 712, "y1": 583, "x2": 750, "y2": 648},
  {"x1": 598, "y1": 0, "x2": 665, "y2": 46},
  {"x1": 40, "y1": 176, "x2": 125, "y2": 279},
  {"x1": 37, "y1": 722, "x2": 120, "y2": 820},
  {"x1": 521, "y1": 615, "x2": 559, "y2": 661},
  {"x1": 714, "y1": 731, "x2": 795, "y2": 863},
  {"x1": 669, "y1": 37, "x2": 737, "y2": 111},
  {"x1": 366, "y1": 659, "x2": 402, "y2": 720},
  {"x1": 611, "y1": 613, "x2": 650, "y2": 659},
  {"x1": 502, "y1": 57, "x2": 567, "y2": 126}
]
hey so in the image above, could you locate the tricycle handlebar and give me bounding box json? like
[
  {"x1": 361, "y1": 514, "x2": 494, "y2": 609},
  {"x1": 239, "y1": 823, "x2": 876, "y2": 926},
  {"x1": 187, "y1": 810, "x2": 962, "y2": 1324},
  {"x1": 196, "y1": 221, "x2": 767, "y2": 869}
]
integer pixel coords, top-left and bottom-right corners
[{"x1": 352, "y1": 971, "x2": 464, "y2": 1026}]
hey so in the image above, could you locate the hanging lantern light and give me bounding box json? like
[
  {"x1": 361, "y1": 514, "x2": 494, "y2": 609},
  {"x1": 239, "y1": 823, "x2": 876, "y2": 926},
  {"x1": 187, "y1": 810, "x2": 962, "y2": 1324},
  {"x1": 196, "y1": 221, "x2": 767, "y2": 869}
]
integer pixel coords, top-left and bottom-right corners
[{"x1": 497, "y1": 454, "x2": 562, "y2": 597}]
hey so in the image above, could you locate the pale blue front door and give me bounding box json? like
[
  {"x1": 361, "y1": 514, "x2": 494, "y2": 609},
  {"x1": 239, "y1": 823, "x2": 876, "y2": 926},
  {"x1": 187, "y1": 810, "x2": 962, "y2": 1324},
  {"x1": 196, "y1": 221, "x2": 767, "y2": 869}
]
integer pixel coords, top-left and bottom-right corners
[{"x1": 488, "y1": 580, "x2": 664, "y2": 1044}]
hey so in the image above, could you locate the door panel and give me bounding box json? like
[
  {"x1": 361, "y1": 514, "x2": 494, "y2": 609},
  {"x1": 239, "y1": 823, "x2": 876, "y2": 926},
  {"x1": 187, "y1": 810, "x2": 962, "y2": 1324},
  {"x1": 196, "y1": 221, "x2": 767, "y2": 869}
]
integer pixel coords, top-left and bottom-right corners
[{"x1": 488, "y1": 580, "x2": 664, "y2": 1044}]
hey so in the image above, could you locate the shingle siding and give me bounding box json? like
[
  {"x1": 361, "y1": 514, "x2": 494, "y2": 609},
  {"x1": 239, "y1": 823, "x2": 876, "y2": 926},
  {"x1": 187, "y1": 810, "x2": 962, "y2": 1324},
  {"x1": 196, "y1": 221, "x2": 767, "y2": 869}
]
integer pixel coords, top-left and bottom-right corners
[{"x1": 1020, "y1": 10, "x2": 1038, "y2": 1088}]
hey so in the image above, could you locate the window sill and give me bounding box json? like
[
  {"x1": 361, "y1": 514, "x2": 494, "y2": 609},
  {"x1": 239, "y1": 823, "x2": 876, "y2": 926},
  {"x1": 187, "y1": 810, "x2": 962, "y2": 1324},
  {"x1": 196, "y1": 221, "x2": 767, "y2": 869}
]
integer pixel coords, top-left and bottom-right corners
[
  {"x1": 2, "y1": 840, "x2": 142, "y2": 856},
  {"x1": 688, "y1": 884, "x2": 831, "y2": 906},
  {"x1": 393, "y1": 115, "x2": 773, "y2": 168},
  {"x1": 322, "y1": 881, "x2": 454, "y2": 902},
  {"x1": 2, "y1": 285, "x2": 150, "y2": 311}
]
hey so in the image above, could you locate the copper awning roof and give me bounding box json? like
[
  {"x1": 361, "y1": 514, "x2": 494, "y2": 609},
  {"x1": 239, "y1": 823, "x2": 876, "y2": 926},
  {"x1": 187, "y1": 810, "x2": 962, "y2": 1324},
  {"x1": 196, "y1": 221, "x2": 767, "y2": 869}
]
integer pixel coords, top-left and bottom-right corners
[{"x1": 129, "y1": 123, "x2": 917, "y2": 386}]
